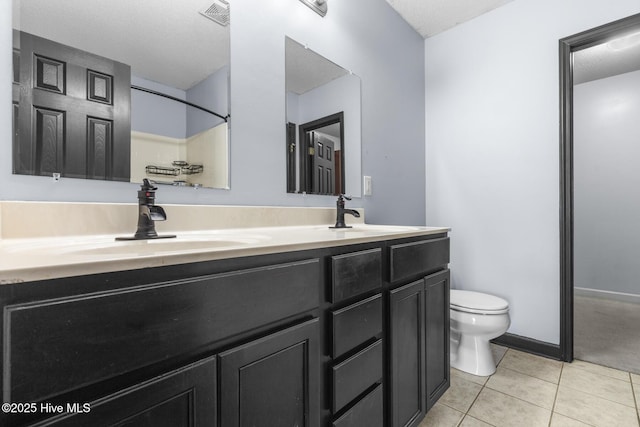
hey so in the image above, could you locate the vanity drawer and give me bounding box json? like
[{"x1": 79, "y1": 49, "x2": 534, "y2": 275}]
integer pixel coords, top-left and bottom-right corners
[
  {"x1": 332, "y1": 339, "x2": 383, "y2": 412},
  {"x1": 4, "y1": 259, "x2": 320, "y2": 403},
  {"x1": 332, "y1": 294, "x2": 382, "y2": 358},
  {"x1": 333, "y1": 383, "x2": 383, "y2": 427},
  {"x1": 389, "y1": 237, "x2": 450, "y2": 283},
  {"x1": 331, "y1": 248, "x2": 382, "y2": 302}
]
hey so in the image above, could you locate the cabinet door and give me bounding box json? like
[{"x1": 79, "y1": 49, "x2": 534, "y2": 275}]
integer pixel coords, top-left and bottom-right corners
[
  {"x1": 29, "y1": 355, "x2": 217, "y2": 427},
  {"x1": 389, "y1": 280, "x2": 426, "y2": 427},
  {"x1": 425, "y1": 270, "x2": 451, "y2": 410},
  {"x1": 219, "y1": 319, "x2": 319, "y2": 427}
]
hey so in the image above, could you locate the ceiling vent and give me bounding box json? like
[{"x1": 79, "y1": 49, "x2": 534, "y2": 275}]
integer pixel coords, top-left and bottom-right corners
[{"x1": 200, "y1": 0, "x2": 230, "y2": 26}]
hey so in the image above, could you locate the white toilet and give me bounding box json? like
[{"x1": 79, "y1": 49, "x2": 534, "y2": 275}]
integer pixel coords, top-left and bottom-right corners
[{"x1": 450, "y1": 290, "x2": 510, "y2": 376}]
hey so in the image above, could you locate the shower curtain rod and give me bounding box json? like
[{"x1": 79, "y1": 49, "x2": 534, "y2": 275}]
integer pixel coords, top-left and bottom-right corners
[{"x1": 131, "y1": 85, "x2": 229, "y2": 122}]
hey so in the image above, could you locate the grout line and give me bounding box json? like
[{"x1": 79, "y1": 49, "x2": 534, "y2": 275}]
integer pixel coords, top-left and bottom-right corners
[
  {"x1": 454, "y1": 348, "x2": 506, "y2": 427},
  {"x1": 630, "y1": 373, "x2": 640, "y2": 426},
  {"x1": 548, "y1": 362, "x2": 564, "y2": 426},
  {"x1": 462, "y1": 348, "x2": 504, "y2": 427},
  {"x1": 490, "y1": 364, "x2": 560, "y2": 386},
  {"x1": 557, "y1": 381, "x2": 637, "y2": 409},
  {"x1": 568, "y1": 358, "x2": 632, "y2": 383}
]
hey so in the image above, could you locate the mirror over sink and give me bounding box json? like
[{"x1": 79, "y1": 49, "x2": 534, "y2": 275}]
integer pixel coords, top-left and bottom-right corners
[
  {"x1": 285, "y1": 36, "x2": 362, "y2": 197},
  {"x1": 11, "y1": 0, "x2": 230, "y2": 189}
]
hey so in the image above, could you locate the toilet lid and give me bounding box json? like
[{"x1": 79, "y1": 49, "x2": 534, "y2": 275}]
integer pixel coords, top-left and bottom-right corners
[{"x1": 450, "y1": 290, "x2": 509, "y2": 314}]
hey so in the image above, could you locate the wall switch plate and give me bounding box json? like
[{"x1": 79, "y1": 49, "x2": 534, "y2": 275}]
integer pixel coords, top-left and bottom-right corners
[{"x1": 363, "y1": 176, "x2": 372, "y2": 196}]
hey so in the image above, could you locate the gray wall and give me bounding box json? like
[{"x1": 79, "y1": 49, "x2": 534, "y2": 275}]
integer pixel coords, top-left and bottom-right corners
[
  {"x1": 187, "y1": 65, "x2": 229, "y2": 137},
  {"x1": 424, "y1": 0, "x2": 640, "y2": 344},
  {"x1": 131, "y1": 76, "x2": 188, "y2": 139},
  {"x1": 574, "y1": 70, "x2": 640, "y2": 297},
  {"x1": 1, "y1": 0, "x2": 426, "y2": 226}
]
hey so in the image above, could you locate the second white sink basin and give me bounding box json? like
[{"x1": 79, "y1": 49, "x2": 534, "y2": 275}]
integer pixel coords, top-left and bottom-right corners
[
  {"x1": 67, "y1": 238, "x2": 254, "y2": 256},
  {"x1": 317, "y1": 225, "x2": 423, "y2": 234}
]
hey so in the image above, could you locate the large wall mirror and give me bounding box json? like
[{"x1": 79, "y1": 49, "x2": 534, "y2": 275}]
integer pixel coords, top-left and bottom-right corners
[
  {"x1": 285, "y1": 36, "x2": 362, "y2": 197},
  {"x1": 12, "y1": 0, "x2": 230, "y2": 189}
]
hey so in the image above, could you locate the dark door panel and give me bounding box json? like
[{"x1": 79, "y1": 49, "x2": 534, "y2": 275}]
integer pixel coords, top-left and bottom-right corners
[{"x1": 15, "y1": 31, "x2": 130, "y2": 180}]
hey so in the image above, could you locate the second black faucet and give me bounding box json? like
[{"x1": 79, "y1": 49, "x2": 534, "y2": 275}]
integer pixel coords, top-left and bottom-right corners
[{"x1": 331, "y1": 194, "x2": 361, "y2": 229}]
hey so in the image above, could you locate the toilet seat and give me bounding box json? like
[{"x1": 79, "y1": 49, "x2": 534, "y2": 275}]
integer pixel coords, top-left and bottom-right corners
[{"x1": 450, "y1": 290, "x2": 509, "y2": 315}]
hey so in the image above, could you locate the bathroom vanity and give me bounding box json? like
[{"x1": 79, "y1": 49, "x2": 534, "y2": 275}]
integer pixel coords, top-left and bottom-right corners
[{"x1": 0, "y1": 203, "x2": 450, "y2": 427}]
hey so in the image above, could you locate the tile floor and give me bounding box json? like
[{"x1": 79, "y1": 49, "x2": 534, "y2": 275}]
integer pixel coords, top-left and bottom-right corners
[{"x1": 420, "y1": 345, "x2": 640, "y2": 427}]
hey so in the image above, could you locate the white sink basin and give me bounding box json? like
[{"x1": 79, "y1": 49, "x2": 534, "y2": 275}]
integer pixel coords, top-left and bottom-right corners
[
  {"x1": 5, "y1": 233, "x2": 270, "y2": 256},
  {"x1": 65, "y1": 238, "x2": 254, "y2": 256},
  {"x1": 317, "y1": 225, "x2": 423, "y2": 233}
]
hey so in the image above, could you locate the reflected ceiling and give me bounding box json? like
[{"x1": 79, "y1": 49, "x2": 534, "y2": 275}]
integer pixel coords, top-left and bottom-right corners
[
  {"x1": 14, "y1": 0, "x2": 229, "y2": 90},
  {"x1": 285, "y1": 37, "x2": 349, "y2": 95}
]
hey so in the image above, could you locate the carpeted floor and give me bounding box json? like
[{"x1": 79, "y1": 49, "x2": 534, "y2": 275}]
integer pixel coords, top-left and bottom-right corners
[{"x1": 574, "y1": 294, "x2": 640, "y2": 374}]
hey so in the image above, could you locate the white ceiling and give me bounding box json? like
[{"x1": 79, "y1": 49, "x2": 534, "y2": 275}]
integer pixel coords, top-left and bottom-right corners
[
  {"x1": 385, "y1": 0, "x2": 514, "y2": 38},
  {"x1": 14, "y1": 0, "x2": 640, "y2": 91},
  {"x1": 385, "y1": 0, "x2": 640, "y2": 84}
]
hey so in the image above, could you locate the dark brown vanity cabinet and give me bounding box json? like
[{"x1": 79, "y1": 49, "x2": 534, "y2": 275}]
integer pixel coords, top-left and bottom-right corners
[
  {"x1": 329, "y1": 248, "x2": 384, "y2": 427},
  {"x1": 388, "y1": 238, "x2": 451, "y2": 427},
  {"x1": 0, "y1": 233, "x2": 450, "y2": 427},
  {"x1": 1, "y1": 258, "x2": 320, "y2": 427}
]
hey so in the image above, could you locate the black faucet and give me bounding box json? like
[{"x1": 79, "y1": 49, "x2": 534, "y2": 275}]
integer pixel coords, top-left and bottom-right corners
[
  {"x1": 330, "y1": 194, "x2": 361, "y2": 229},
  {"x1": 116, "y1": 179, "x2": 175, "y2": 240}
]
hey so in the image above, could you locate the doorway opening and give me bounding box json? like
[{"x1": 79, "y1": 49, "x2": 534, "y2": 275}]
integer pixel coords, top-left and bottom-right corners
[{"x1": 559, "y1": 13, "x2": 640, "y2": 364}]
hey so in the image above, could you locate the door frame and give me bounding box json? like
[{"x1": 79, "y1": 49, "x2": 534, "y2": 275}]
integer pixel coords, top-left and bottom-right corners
[{"x1": 559, "y1": 13, "x2": 640, "y2": 362}]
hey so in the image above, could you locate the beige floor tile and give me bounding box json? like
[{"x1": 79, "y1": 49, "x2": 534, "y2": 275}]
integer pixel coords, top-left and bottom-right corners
[
  {"x1": 549, "y1": 413, "x2": 593, "y2": 427},
  {"x1": 486, "y1": 366, "x2": 557, "y2": 409},
  {"x1": 451, "y1": 367, "x2": 489, "y2": 386},
  {"x1": 418, "y1": 403, "x2": 464, "y2": 427},
  {"x1": 555, "y1": 385, "x2": 639, "y2": 427},
  {"x1": 560, "y1": 364, "x2": 635, "y2": 407},
  {"x1": 498, "y1": 349, "x2": 563, "y2": 384},
  {"x1": 631, "y1": 373, "x2": 640, "y2": 385},
  {"x1": 468, "y1": 388, "x2": 551, "y2": 427},
  {"x1": 440, "y1": 371, "x2": 483, "y2": 412},
  {"x1": 491, "y1": 344, "x2": 508, "y2": 365},
  {"x1": 570, "y1": 359, "x2": 630, "y2": 382},
  {"x1": 460, "y1": 415, "x2": 493, "y2": 427}
]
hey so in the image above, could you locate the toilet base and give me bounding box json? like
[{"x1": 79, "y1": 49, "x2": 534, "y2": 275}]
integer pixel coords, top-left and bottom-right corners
[{"x1": 450, "y1": 335, "x2": 496, "y2": 376}]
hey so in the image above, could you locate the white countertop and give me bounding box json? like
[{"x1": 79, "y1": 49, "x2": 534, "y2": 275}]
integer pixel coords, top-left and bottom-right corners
[{"x1": 0, "y1": 224, "x2": 449, "y2": 284}]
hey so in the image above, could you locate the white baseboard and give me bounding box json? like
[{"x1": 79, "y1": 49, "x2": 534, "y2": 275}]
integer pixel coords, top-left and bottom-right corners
[{"x1": 574, "y1": 287, "x2": 640, "y2": 304}]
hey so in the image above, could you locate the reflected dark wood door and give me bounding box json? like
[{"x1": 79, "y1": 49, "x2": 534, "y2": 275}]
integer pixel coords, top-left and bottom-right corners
[
  {"x1": 312, "y1": 132, "x2": 335, "y2": 195},
  {"x1": 15, "y1": 31, "x2": 131, "y2": 181}
]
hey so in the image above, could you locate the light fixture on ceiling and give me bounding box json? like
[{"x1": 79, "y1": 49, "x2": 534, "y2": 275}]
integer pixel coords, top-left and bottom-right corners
[
  {"x1": 300, "y1": 0, "x2": 327, "y2": 17},
  {"x1": 607, "y1": 31, "x2": 640, "y2": 51}
]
